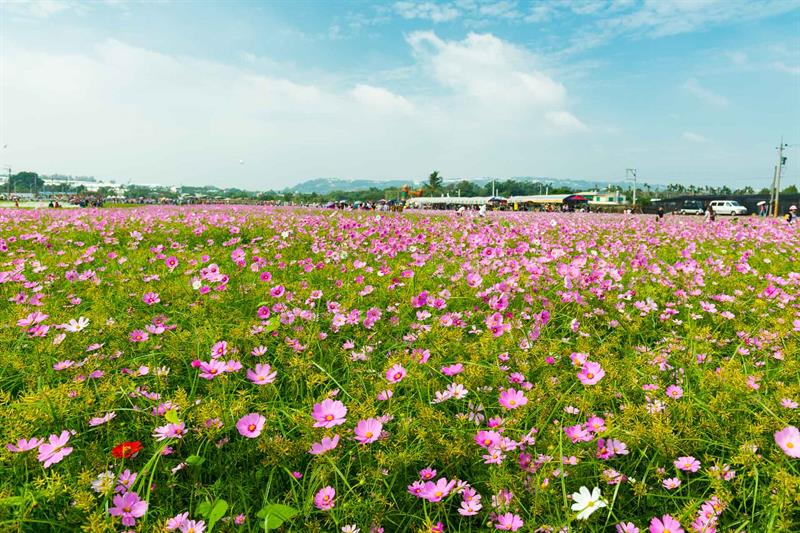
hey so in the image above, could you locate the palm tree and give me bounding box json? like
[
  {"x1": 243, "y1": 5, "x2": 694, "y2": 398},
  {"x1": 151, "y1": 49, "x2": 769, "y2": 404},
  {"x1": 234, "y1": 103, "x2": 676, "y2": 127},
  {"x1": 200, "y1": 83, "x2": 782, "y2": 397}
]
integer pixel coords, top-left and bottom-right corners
[{"x1": 427, "y1": 171, "x2": 443, "y2": 193}]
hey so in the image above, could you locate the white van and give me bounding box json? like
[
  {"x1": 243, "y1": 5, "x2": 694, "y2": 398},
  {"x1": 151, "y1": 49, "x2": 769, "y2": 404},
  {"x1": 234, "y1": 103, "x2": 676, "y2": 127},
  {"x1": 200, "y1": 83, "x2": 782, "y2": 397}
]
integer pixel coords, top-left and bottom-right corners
[{"x1": 709, "y1": 200, "x2": 747, "y2": 216}]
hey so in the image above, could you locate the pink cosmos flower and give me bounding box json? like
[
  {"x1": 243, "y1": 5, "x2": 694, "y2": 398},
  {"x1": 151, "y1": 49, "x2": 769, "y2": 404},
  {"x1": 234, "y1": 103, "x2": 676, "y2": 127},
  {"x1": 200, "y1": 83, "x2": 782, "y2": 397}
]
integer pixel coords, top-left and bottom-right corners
[
  {"x1": 165, "y1": 511, "x2": 188, "y2": 530},
  {"x1": 495, "y1": 512, "x2": 524, "y2": 531},
  {"x1": 142, "y1": 292, "x2": 160, "y2": 305},
  {"x1": 309, "y1": 435, "x2": 340, "y2": 455},
  {"x1": 385, "y1": 364, "x2": 407, "y2": 384},
  {"x1": 420, "y1": 478, "x2": 457, "y2": 502},
  {"x1": 674, "y1": 456, "x2": 701, "y2": 472},
  {"x1": 311, "y1": 399, "x2": 348, "y2": 428},
  {"x1": 108, "y1": 491, "x2": 148, "y2": 527},
  {"x1": 475, "y1": 430, "x2": 502, "y2": 449},
  {"x1": 153, "y1": 422, "x2": 187, "y2": 441},
  {"x1": 441, "y1": 363, "x2": 464, "y2": 376},
  {"x1": 7, "y1": 437, "x2": 42, "y2": 452},
  {"x1": 577, "y1": 361, "x2": 605, "y2": 385},
  {"x1": 198, "y1": 359, "x2": 227, "y2": 380},
  {"x1": 165, "y1": 256, "x2": 179, "y2": 269},
  {"x1": 314, "y1": 486, "x2": 336, "y2": 510},
  {"x1": 180, "y1": 520, "x2": 206, "y2": 532},
  {"x1": 37, "y1": 430, "x2": 73, "y2": 468},
  {"x1": 649, "y1": 514, "x2": 684, "y2": 533},
  {"x1": 774, "y1": 425, "x2": 800, "y2": 458},
  {"x1": 246, "y1": 363, "x2": 277, "y2": 384},
  {"x1": 662, "y1": 477, "x2": 681, "y2": 489},
  {"x1": 354, "y1": 418, "x2": 383, "y2": 445},
  {"x1": 665, "y1": 385, "x2": 683, "y2": 399},
  {"x1": 89, "y1": 412, "x2": 117, "y2": 427},
  {"x1": 616, "y1": 523, "x2": 640, "y2": 533},
  {"x1": 129, "y1": 330, "x2": 149, "y2": 343},
  {"x1": 498, "y1": 389, "x2": 528, "y2": 410},
  {"x1": 237, "y1": 413, "x2": 266, "y2": 438}
]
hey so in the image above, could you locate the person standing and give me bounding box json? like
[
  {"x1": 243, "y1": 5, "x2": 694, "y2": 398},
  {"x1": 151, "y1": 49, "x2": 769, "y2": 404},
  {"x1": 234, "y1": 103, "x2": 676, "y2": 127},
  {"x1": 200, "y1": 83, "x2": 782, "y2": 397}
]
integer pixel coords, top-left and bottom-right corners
[
  {"x1": 657, "y1": 206, "x2": 664, "y2": 220},
  {"x1": 787, "y1": 205, "x2": 797, "y2": 224},
  {"x1": 704, "y1": 204, "x2": 715, "y2": 222}
]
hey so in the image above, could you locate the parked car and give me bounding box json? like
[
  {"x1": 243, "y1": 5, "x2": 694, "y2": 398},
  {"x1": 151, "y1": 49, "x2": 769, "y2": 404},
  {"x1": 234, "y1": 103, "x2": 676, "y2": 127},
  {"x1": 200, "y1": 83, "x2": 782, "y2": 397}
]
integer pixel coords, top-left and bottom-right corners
[
  {"x1": 677, "y1": 201, "x2": 704, "y2": 215},
  {"x1": 709, "y1": 200, "x2": 748, "y2": 216}
]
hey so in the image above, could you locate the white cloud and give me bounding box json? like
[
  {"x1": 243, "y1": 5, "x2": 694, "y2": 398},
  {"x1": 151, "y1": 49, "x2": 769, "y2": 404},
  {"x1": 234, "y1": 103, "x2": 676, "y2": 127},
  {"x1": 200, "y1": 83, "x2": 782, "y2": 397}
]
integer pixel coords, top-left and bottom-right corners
[
  {"x1": 1, "y1": 32, "x2": 588, "y2": 187},
  {"x1": 546, "y1": 111, "x2": 589, "y2": 132},
  {"x1": 394, "y1": 2, "x2": 461, "y2": 22},
  {"x1": 350, "y1": 84, "x2": 415, "y2": 113},
  {"x1": 406, "y1": 31, "x2": 566, "y2": 109},
  {"x1": 1, "y1": 0, "x2": 73, "y2": 18},
  {"x1": 682, "y1": 131, "x2": 709, "y2": 143},
  {"x1": 682, "y1": 78, "x2": 729, "y2": 107},
  {"x1": 773, "y1": 61, "x2": 800, "y2": 75}
]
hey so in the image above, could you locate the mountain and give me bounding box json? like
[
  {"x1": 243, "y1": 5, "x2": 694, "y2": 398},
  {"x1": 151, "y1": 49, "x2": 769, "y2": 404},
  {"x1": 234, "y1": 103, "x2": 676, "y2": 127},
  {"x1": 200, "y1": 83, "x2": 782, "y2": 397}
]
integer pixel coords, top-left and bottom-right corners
[
  {"x1": 287, "y1": 178, "x2": 419, "y2": 194},
  {"x1": 288, "y1": 176, "x2": 668, "y2": 194}
]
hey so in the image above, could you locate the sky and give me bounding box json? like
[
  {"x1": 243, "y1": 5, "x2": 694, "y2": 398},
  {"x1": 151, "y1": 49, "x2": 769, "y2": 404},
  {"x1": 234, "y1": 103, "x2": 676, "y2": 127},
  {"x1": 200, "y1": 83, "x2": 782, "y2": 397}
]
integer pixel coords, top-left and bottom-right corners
[{"x1": 1, "y1": 0, "x2": 799, "y2": 191}]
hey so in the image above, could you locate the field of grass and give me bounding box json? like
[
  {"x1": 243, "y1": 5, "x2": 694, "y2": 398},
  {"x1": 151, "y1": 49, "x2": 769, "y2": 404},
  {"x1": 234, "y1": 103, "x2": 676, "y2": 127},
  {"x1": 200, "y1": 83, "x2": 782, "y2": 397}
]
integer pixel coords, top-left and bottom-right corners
[{"x1": 0, "y1": 206, "x2": 797, "y2": 532}]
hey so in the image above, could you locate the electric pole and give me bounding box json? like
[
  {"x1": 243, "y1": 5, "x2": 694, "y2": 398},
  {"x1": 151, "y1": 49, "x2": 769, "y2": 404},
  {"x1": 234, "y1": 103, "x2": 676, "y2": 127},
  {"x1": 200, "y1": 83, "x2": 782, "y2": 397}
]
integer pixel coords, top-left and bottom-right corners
[
  {"x1": 626, "y1": 168, "x2": 637, "y2": 207},
  {"x1": 773, "y1": 137, "x2": 788, "y2": 216}
]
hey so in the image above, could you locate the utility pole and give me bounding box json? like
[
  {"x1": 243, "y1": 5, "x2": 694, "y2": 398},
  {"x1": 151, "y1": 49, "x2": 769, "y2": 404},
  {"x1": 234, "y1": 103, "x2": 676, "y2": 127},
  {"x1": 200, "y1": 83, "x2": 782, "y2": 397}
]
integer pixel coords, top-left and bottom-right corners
[
  {"x1": 626, "y1": 168, "x2": 637, "y2": 207},
  {"x1": 773, "y1": 137, "x2": 788, "y2": 216}
]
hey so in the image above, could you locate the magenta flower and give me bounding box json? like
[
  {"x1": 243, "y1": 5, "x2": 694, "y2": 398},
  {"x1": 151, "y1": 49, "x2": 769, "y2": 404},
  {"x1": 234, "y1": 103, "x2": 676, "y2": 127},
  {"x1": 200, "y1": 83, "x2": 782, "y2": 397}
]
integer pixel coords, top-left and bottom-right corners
[
  {"x1": 385, "y1": 364, "x2": 407, "y2": 384},
  {"x1": 37, "y1": 430, "x2": 73, "y2": 468},
  {"x1": 498, "y1": 388, "x2": 528, "y2": 410},
  {"x1": 674, "y1": 456, "x2": 701, "y2": 472},
  {"x1": 495, "y1": 512, "x2": 524, "y2": 531},
  {"x1": 311, "y1": 399, "x2": 347, "y2": 428},
  {"x1": 617, "y1": 523, "x2": 640, "y2": 533},
  {"x1": 774, "y1": 425, "x2": 800, "y2": 458},
  {"x1": 309, "y1": 435, "x2": 340, "y2": 455},
  {"x1": 142, "y1": 292, "x2": 160, "y2": 305},
  {"x1": 198, "y1": 359, "x2": 227, "y2": 380},
  {"x1": 475, "y1": 430, "x2": 501, "y2": 449},
  {"x1": 649, "y1": 514, "x2": 684, "y2": 533},
  {"x1": 7, "y1": 437, "x2": 42, "y2": 452},
  {"x1": 237, "y1": 413, "x2": 266, "y2": 438},
  {"x1": 665, "y1": 385, "x2": 683, "y2": 399},
  {"x1": 108, "y1": 491, "x2": 148, "y2": 527},
  {"x1": 441, "y1": 363, "x2": 464, "y2": 376},
  {"x1": 420, "y1": 477, "x2": 456, "y2": 502},
  {"x1": 129, "y1": 329, "x2": 149, "y2": 343},
  {"x1": 662, "y1": 477, "x2": 681, "y2": 489},
  {"x1": 577, "y1": 361, "x2": 605, "y2": 385},
  {"x1": 89, "y1": 412, "x2": 117, "y2": 427},
  {"x1": 247, "y1": 363, "x2": 277, "y2": 385},
  {"x1": 314, "y1": 486, "x2": 336, "y2": 510},
  {"x1": 354, "y1": 418, "x2": 383, "y2": 445},
  {"x1": 153, "y1": 422, "x2": 187, "y2": 441},
  {"x1": 166, "y1": 512, "x2": 188, "y2": 531}
]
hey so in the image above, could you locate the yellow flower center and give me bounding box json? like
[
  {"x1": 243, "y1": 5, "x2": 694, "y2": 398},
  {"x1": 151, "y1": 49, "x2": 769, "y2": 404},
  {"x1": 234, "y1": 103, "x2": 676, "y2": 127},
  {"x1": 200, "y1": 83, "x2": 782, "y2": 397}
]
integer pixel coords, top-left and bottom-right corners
[
  {"x1": 325, "y1": 414, "x2": 334, "y2": 421},
  {"x1": 587, "y1": 373, "x2": 594, "y2": 379},
  {"x1": 248, "y1": 424, "x2": 256, "y2": 432},
  {"x1": 787, "y1": 442, "x2": 794, "y2": 448},
  {"x1": 365, "y1": 431, "x2": 373, "y2": 438}
]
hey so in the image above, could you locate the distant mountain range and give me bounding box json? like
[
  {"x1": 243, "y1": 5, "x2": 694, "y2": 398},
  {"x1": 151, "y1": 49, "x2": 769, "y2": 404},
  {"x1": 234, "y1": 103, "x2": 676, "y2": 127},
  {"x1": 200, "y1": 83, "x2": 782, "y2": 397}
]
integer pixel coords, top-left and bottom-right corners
[{"x1": 287, "y1": 176, "x2": 668, "y2": 194}]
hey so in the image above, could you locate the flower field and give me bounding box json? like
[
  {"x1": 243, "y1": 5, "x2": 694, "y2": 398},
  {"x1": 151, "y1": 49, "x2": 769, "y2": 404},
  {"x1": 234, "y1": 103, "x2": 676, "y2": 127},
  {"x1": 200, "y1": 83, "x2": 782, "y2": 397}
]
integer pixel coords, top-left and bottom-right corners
[{"x1": 1, "y1": 206, "x2": 798, "y2": 533}]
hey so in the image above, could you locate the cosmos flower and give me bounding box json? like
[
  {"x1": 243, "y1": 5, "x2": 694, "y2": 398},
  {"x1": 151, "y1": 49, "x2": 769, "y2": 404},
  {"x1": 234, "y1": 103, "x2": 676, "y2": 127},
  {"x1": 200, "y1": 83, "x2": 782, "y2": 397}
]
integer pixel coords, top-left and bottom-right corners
[
  {"x1": 311, "y1": 399, "x2": 348, "y2": 428},
  {"x1": 674, "y1": 456, "x2": 701, "y2": 472},
  {"x1": 108, "y1": 491, "x2": 148, "y2": 527},
  {"x1": 577, "y1": 361, "x2": 605, "y2": 385},
  {"x1": 571, "y1": 486, "x2": 607, "y2": 520},
  {"x1": 385, "y1": 364, "x2": 407, "y2": 384},
  {"x1": 354, "y1": 418, "x2": 383, "y2": 445},
  {"x1": 648, "y1": 514, "x2": 684, "y2": 533},
  {"x1": 246, "y1": 363, "x2": 277, "y2": 384},
  {"x1": 494, "y1": 512, "x2": 524, "y2": 531},
  {"x1": 309, "y1": 435, "x2": 340, "y2": 455},
  {"x1": 774, "y1": 426, "x2": 800, "y2": 458},
  {"x1": 37, "y1": 430, "x2": 73, "y2": 468},
  {"x1": 7, "y1": 437, "x2": 42, "y2": 452},
  {"x1": 236, "y1": 413, "x2": 266, "y2": 438},
  {"x1": 314, "y1": 486, "x2": 336, "y2": 511},
  {"x1": 498, "y1": 389, "x2": 528, "y2": 409}
]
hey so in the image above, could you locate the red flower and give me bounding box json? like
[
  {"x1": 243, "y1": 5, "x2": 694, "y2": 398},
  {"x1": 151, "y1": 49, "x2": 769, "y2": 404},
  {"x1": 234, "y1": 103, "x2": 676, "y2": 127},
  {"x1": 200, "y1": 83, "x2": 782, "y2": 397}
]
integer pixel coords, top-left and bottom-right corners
[{"x1": 112, "y1": 441, "x2": 143, "y2": 459}]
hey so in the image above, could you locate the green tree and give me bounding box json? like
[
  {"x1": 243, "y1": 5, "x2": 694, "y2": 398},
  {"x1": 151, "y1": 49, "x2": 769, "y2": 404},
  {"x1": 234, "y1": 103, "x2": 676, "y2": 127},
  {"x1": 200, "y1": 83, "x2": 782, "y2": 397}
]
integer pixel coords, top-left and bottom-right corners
[
  {"x1": 782, "y1": 185, "x2": 798, "y2": 195},
  {"x1": 427, "y1": 171, "x2": 443, "y2": 192},
  {"x1": 9, "y1": 171, "x2": 44, "y2": 194}
]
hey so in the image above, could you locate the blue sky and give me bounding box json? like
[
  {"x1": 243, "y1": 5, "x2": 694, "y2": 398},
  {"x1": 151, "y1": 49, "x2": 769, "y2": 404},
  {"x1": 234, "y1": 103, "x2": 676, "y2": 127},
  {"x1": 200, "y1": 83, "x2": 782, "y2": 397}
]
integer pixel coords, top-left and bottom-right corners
[{"x1": 1, "y1": 0, "x2": 799, "y2": 190}]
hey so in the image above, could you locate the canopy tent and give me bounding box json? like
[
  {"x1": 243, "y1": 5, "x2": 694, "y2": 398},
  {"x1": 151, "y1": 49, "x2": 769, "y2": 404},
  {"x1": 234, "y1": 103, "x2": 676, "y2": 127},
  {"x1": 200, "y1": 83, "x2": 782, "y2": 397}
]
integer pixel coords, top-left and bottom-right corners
[
  {"x1": 507, "y1": 194, "x2": 571, "y2": 204},
  {"x1": 405, "y1": 196, "x2": 504, "y2": 207}
]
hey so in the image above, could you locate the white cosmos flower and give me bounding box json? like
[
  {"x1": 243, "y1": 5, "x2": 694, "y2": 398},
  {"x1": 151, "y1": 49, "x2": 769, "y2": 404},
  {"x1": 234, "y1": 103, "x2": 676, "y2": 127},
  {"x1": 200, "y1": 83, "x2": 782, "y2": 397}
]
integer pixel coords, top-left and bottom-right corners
[{"x1": 571, "y1": 486, "x2": 606, "y2": 520}]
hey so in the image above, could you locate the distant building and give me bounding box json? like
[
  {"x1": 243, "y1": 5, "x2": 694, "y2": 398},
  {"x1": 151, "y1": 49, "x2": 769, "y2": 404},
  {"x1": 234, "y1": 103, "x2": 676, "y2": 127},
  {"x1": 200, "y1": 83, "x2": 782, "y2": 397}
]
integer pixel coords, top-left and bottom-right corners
[{"x1": 576, "y1": 191, "x2": 627, "y2": 206}]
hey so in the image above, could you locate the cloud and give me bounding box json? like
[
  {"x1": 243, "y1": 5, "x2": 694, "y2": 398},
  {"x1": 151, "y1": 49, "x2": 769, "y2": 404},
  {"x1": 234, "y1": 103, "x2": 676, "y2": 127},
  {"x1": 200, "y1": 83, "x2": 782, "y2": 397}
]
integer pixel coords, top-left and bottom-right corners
[
  {"x1": 406, "y1": 31, "x2": 566, "y2": 109},
  {"x1": 682, "y1": 131, "x2": 709, "y2": 143},
  {"x1": 773, "y1": 61, "x2": 800, "y2": 75},
  {"x1": 1, "y1": 0, "x2": 74, "y2": 18},
  {"x1": 2, "y1": 32, "x2": 586, "y2": 187},
  {"x1": 394, "y1": 2, "x2": 460, "y2": 22},
  {"x1": 682, "y1": 78, "x2": 729, "y2": 107},
  {"x1": 546, "y1": 111, "x2": 589, "y2": 132}
]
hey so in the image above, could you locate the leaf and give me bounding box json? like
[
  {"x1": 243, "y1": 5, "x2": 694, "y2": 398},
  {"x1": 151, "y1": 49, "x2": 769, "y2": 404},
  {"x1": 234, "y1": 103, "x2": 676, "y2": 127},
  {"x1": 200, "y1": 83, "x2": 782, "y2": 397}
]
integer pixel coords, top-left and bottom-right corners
[
  {"x1": 256, "y1": 503, "x2": 298, "y2": 530},
  {"x1": 196, "y1": 500, "x2": 212, "y2": 518},
  {"x1": 0, "y1": 496, "x2": 28, "y2": 506},
  {"x1": 164, "y1": 409, "x2": 180, "y2": 424},
  {"x1": 186, "y1": 454, "x2": 205, "y2": 467},
  {"x1": 207, "y1": 499, "x2": 228, "y2": 531},
  {"x1": 262, "y1": 316, "x2": 280, "y2": 333}
]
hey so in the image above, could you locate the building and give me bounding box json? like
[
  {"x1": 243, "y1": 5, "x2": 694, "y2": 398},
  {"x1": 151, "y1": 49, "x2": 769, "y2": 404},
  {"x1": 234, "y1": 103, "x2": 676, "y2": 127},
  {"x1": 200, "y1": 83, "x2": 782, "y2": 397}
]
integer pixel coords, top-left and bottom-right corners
[{"x1": 576, "y1": 191, "x2": 627, "y2": 206}]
